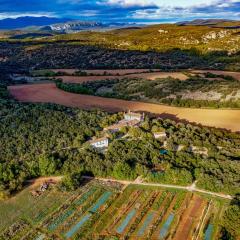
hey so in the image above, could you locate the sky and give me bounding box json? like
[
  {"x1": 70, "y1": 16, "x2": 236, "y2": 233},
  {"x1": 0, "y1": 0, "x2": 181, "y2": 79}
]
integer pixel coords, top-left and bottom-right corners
[{"x1": 0, "y1": 0, "x2": 239, "y2": 23}]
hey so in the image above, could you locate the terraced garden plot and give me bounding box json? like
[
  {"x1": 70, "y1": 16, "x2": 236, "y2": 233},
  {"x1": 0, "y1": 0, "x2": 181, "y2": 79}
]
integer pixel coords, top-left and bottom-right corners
[
  {"x1": 151, "y1": 192, "x2": 177, "y2": 239},
  {"x1": 200, "y1": 200, "x2": 227, "y2": 240},
  {"x1": 0, "y1": 220, "x2": 31, "y2": 240},
  {"x1": 43, "y1": 186, "x2": 98, "y2": 232},
  {"x1": 56, "y1": 188, "x2": 106, "y2": 235},
  {"x1": 64, "y1": 191, "x2": 116, "y2": 240},
  {"x1": 0, "y1": 182, "x2": 230, "y2": 240},
  {"x1": 0, "y1": 185, "x2": 75, "y2": 232},
  {"x1": 114, "y1": 190, "x2": 156, "y2": 236},
  {"x1": 173, "y1": 195, "x2": 207, "y2": 240},
  {"x1": 93, "y1": 188, "x2": 140, "y2": 235}
]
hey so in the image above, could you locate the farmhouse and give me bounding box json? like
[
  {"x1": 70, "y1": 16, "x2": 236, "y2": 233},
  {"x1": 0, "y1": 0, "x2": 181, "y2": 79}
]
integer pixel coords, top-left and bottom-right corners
[
  {"x1": 124, "y1": 110, "x2": 144, "y2": 122},
  {"x1": 189, "y1": 145, "x2": 208, "y2": 156},
  {"x1": 104, "y1": 111, "x2": 144, "y2": 133},
  {"x1": 104, "y1": 119, "x2": 140, "y2": 132},
  {"x1": 89, "y1": 137, "x2": 109, "y2": 149}
]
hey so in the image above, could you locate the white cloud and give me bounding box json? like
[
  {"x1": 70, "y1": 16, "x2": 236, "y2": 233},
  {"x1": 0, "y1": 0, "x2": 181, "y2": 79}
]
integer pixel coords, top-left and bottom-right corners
[
  {"x1": 104, "y1": 0, "x2": 155, "y2": 7},
  {"x1": 132, "y1": 7, "x2": 240, "y2": 20}
]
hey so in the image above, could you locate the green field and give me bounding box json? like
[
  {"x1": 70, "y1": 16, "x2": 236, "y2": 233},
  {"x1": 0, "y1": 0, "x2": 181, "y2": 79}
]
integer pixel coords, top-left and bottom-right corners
[{"x1": 0, "y1": 180, "x2": 230, "y2": 240}]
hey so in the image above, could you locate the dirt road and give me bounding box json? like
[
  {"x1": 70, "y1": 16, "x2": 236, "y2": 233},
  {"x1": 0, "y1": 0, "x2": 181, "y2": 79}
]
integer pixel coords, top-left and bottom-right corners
[
  {"x1": 83, "y1": 176, "x2": 233, "y2": 200},
  {"x1": 26, "y1": 176, "x2": 63, "y2": 188},
  {"x1": 8, "y1": 83, "x2": 240, "y2": 132},
  {"x1": 25, "y1": 175, "x2": 233, "y2": 200}
]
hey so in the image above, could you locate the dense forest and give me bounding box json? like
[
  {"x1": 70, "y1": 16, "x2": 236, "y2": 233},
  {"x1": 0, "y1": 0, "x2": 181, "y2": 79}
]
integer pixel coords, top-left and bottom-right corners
[{"x1": 0, "y1": 41, "x2": 240, "y2": 74}]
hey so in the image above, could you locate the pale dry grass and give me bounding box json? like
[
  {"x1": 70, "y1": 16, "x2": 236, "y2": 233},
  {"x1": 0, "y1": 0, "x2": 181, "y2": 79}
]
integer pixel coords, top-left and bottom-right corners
[{"x1": 58, "y1": 72, "x2": 188, "y2": 83}]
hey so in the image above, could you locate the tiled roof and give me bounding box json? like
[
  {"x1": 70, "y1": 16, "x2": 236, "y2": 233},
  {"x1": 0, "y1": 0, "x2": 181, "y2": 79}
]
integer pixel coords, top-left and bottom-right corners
[{"x1": 104, "y1": 119, "x2": 139, "y2": 130}]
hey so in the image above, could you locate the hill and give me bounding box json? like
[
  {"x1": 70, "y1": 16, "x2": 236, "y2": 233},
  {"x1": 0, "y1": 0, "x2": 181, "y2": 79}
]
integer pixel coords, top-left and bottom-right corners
[
  {"x1": 52, "y1": 23, "x2": 240, "y2": 55},
  {"x1": 177, "y1": 19, "x2": 236, "y2": 26},
  {"x1": 0, "y1": 16, "x2": 71, "y2": 30}
]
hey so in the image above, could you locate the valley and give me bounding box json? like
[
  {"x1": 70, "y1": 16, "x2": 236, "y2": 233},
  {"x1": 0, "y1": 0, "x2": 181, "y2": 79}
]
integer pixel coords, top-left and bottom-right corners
[{"x1": 0, "y1": 18, "x2": 239, "y2": 240}]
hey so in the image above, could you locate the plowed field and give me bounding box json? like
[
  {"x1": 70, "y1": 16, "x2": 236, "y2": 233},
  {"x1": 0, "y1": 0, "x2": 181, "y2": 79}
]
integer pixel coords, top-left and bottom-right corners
[{"x1": 8, "y1": 83, "x2": 240, "y2": 132}]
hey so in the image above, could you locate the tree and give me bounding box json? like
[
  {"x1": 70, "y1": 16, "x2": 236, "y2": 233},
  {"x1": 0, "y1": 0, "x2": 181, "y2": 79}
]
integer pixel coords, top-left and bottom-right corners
[
  {"x1": 112, "y1": 162, "x2": 136, "y2": 180},
  {"x1": 61, "y1": 172, "x2": 83, "y2": 191},
  {"x1": 222, "y1": 194, "x2": 240, "y2": 239},
  {"x1": 38, "y1": 154, "x2": 60, "y2": 176}
]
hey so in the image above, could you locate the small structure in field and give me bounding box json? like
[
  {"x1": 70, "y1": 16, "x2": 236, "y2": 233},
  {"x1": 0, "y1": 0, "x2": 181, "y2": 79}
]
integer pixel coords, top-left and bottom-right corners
[
  {"x1": 89, "y1": 137, "x2": 109, "y2": 149},
  {"x1": 40, "y1": 182, "x2": 49, "y2": 192},
  {"x1": 124, "y1": 110, "x2": 144, "y2": 122},
  {"x1": 189, "y1": 146, "x2": 208, "y2": 156},
  {"x1": 31, "y1": 180, "x2": 56, "y2": 198}
]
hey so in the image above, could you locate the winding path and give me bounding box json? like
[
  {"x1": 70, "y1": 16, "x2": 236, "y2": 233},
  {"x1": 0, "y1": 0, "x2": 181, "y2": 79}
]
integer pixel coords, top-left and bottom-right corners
[
  {"x1": 26, "y1": 175, "x2": 233, "y2": 200},
  {"x1": 82, "y1": 176, "x2": 233, "y2": 200}
]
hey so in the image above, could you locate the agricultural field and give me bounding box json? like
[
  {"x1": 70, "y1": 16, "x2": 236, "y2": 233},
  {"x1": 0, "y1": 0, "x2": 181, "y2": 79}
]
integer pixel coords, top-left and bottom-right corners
[
  {"x1": 57, "y1": 72, "x2": 188, "y2": 84},
  {"x1": 28, "y1": 69, "x2": 188, "y2": 84},
  {"x1": 8, "y1": 83, "x2": 240, "y2": 132},
  {"x1": 0, "y1": 180, "x2": 229, "y2": 240},
  {"x1": 73, "y1": 73, "x2": 240, "y2": 108},
  {"x1": 17, "y1": 68, "x2": 240, "y2": 109}
]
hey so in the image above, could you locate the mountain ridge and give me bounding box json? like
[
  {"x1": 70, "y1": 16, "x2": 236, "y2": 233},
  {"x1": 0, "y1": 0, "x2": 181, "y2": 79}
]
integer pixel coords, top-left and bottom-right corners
[
  {"x1": 0, "y1": 16, "x2": 72, "y2": 30},
  {"x1": 177, "y1": 19, "x2": 236, "y2": 26}
]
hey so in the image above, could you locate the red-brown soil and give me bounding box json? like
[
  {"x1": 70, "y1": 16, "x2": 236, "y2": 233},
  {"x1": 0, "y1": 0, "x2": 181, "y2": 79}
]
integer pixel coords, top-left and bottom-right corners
[
  {"x1": 8, "y1": 83, "x2": 240, "y2": 132},
  {"x1": 174, "y1": 196, "x2": 204, "y2": 240}
]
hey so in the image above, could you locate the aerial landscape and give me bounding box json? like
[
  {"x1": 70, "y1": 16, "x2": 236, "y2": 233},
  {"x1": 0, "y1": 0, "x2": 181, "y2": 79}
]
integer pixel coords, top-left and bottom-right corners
[{"x1": 0, "y1": 0, "x2": 240, "y2": 239}]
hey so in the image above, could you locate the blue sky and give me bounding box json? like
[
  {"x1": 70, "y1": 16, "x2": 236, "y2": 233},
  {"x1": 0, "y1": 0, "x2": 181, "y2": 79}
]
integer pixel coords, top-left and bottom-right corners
[{"x1": 0, "y1": 0, "x2": 239, "y2": 22}]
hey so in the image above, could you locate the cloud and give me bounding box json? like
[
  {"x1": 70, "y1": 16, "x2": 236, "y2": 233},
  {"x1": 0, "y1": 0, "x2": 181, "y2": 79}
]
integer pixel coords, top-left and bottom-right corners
[
  {"x1": 0, "y1": 0, "x2": 239, "y2": 22},
  {"x1": 103, "y1": 0, "x2": 155, "y2": 7},
  {"x1": 131, "y1": 0, "x2": 240, "y2": 21}
]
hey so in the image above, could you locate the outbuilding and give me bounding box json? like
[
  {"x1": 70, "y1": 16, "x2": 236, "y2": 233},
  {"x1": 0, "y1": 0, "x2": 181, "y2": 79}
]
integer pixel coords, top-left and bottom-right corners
[{"x1": 89, "y1": 137, "x2": 109, "y2": 149}]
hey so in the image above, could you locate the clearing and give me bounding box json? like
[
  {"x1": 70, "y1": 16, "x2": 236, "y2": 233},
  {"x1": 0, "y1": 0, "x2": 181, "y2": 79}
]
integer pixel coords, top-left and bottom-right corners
[{"x1": 57, "y1": 71, "x2": 188, "y2": 83}]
